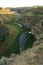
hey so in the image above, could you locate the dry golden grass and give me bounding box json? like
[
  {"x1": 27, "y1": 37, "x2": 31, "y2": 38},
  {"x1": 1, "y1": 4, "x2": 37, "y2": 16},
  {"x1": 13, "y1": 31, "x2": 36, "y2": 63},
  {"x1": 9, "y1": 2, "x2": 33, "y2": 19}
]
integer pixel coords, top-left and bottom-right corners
[{"x1": 0, "y1": 8, "x2": 17, "y2": 14}]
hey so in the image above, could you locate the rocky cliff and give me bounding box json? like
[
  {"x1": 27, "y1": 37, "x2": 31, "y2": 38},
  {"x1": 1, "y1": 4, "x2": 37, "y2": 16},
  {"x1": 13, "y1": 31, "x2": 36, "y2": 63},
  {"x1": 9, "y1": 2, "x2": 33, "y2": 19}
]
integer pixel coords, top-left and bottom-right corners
[{"x1": 7, "y1": 43, "x2": 43, "y2": 65}]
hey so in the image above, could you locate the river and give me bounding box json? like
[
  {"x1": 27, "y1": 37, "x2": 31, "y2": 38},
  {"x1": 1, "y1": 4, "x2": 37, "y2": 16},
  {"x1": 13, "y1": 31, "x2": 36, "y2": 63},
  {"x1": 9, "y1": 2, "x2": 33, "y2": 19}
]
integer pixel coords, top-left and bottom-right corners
[
  {"x1": 19, "y1": 31, "x2": 28, "y2": 53},
  {"x1": 13, "y1": 22, "x2": 36, "y2": 53}
]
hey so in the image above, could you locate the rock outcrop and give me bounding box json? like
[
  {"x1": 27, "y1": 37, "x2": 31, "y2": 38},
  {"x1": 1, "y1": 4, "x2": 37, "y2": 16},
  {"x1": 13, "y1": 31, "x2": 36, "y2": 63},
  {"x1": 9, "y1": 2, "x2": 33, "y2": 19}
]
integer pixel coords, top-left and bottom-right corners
[{"x1": 7, "y1": 43, "x2": 43, "y2": 65}]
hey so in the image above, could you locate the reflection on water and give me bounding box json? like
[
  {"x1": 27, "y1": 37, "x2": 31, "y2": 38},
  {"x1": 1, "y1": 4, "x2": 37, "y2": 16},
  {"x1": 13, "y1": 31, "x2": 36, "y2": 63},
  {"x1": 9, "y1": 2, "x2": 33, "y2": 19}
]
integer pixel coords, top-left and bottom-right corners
[
  {"x1": 19, "y1": 31, "x2": 28, "y2": 53},
  {"x1": 19, "y1": 31, "x2": 36, "y2": 53}
]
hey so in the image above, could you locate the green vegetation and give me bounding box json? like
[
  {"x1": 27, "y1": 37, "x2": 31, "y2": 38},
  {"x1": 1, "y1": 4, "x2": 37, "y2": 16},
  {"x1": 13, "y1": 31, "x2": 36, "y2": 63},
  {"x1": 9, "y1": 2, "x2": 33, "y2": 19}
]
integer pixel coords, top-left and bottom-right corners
[
  {"x1": 25, "y1": 33, "x2": 36, "y2": 49},
  {"x1": 0, "y1": 56, "x2": 8, "y2": 65},
  {"x1": 0, "y1": 22, "x2": 36, "y2": 57},
  {"x1": 0, "y1": 22, "x2": 24, "y2": 57},
  {"x1": 12, "y1": 43, "x2": 43, "y2": 65},
  {"x1": 0, "y1": 6, "x2": 43, "y2": 59},
  {"x1": 0, "y1": 25, "x2": 9, "y2": 43}
]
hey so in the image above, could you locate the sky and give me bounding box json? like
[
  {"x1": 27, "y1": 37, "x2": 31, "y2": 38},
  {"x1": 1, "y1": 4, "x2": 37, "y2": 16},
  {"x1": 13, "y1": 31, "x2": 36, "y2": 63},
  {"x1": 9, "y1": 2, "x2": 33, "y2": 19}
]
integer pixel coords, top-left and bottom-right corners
[{"x1": 0, "y1": 0, "x2": 43, "y2": 7}]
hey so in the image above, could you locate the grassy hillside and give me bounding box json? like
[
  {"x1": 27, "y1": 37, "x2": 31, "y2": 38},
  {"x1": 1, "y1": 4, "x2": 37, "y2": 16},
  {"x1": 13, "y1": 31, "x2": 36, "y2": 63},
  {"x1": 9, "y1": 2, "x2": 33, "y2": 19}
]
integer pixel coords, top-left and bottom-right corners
[
  {"x1": 0, "y1": 23, "x2": 24, "y2": 57},
  {"x1": 0, "y1": 6, "x2": 43, "y2": 62},
  {"x1": 0, "y1": 8, "x2": 20, "y2": 24},
  {"x1": 0, "y1": 14, "x2": 20, "y2": 24}
]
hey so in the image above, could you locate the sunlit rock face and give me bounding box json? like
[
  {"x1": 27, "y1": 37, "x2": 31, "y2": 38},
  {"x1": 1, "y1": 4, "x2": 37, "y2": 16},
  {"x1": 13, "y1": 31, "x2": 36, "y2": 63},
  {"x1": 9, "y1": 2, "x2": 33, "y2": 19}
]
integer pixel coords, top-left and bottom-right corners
[
  {"x1": 0, "y1": 7, "x2": 17, "y2": 14},
  {"x1": 0, "y1": 8, "x2": 16, "y2": 14}
]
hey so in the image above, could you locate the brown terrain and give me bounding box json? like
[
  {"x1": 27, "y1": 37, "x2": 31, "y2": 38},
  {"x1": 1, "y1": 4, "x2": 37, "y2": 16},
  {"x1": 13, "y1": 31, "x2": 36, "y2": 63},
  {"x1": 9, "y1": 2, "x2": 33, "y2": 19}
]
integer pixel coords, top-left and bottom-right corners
[
  {"x1": 0, "y1": 7, "x2": 43, "y2": 65},
  {"x1": 7, "y1": 43, "x2": 43, "y2": 65}
]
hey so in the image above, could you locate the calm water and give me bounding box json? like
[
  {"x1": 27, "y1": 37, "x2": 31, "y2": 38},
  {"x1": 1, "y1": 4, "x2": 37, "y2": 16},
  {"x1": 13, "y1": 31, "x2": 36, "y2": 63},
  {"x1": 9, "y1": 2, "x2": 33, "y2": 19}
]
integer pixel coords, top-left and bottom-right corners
[{"x1": 19, "y1": 31, "x2": 36, "y2": 53}]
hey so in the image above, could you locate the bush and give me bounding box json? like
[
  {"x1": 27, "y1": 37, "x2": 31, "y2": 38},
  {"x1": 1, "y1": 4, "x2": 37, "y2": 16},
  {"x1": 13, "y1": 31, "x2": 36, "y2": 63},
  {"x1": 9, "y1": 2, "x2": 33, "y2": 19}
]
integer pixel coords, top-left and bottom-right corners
[{"x1": 0, "y1": 56, "x2": 8, "y2": 65}]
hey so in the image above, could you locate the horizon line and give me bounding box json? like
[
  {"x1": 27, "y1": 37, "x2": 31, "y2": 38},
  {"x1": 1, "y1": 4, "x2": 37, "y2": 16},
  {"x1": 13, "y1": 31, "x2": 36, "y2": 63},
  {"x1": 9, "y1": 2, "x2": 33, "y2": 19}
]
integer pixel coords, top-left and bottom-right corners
[{"x1": 0, "y1": 5, "x2": 43, "y2": 8}]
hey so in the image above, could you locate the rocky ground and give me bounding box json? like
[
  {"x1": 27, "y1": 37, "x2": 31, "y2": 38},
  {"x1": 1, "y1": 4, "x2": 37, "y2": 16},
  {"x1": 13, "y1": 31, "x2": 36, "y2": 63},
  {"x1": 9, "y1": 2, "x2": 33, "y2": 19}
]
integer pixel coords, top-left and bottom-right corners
[{"x1": 6, "y1": 42, "x2": 43, "y2": 65}]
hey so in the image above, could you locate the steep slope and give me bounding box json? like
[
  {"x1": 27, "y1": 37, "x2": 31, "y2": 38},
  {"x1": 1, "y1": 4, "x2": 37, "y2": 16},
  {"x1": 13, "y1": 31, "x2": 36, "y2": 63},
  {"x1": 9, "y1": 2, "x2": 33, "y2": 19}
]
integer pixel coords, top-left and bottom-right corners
[
  {"x1": 9, "y1": 43, "x2": 43, "y2": 65},
  {"x1": 0, "y1": 14, "x2": 20, "y2": 24},
  {"x1": 0, "y1": 25, "x2": 8, "y2": 43},
  {"x1": 0, "y1": 8, "x2": 20, "y2": 24},
  {"x1": 0, "y1": 23, "x2": 24, "y2": 57}
]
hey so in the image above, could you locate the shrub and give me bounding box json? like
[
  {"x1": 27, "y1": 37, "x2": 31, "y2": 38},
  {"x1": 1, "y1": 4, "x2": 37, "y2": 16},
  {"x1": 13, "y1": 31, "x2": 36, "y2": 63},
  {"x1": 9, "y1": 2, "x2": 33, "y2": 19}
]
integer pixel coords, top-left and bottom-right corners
[{"x1": 0, "y1": 56, "x2": 8, "y2": 65}]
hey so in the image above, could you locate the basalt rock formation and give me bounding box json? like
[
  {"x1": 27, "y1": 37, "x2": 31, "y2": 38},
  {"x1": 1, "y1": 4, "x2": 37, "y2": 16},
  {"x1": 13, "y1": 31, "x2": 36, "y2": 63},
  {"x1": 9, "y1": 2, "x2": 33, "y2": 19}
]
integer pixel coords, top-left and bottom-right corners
[{"x1": 7, "y1": 43, "x2": 43, "y2": 65}]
